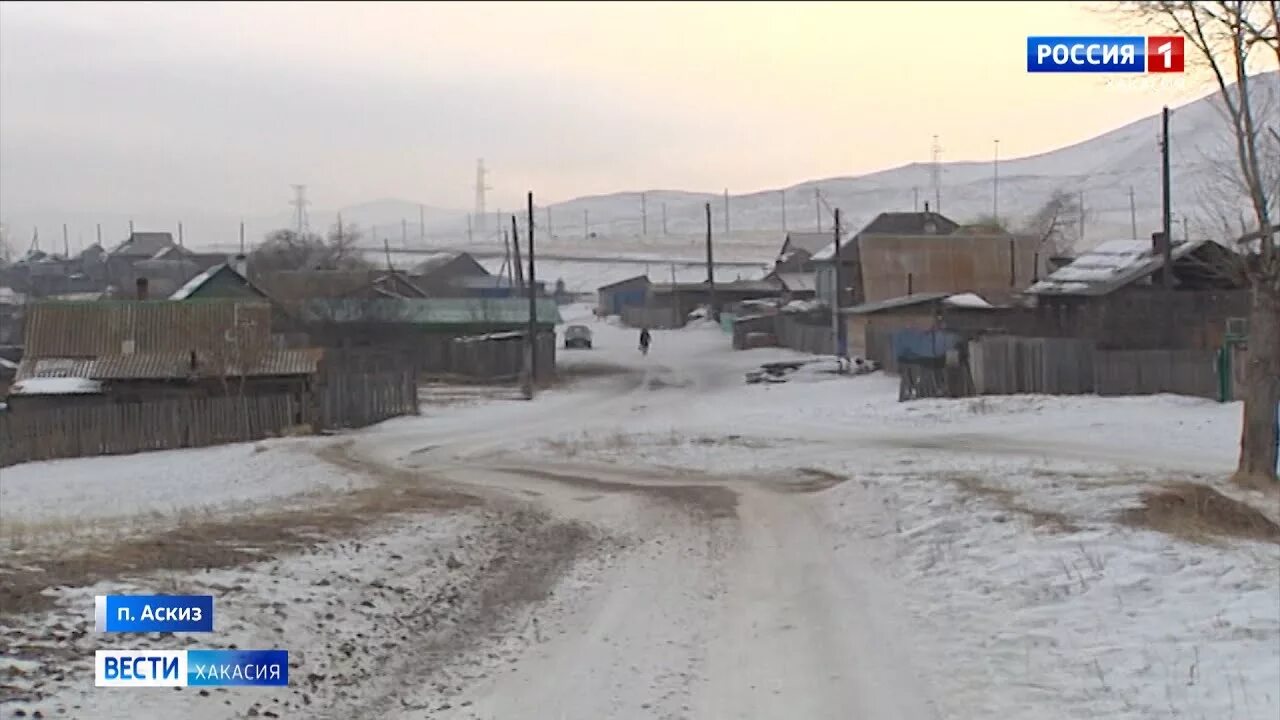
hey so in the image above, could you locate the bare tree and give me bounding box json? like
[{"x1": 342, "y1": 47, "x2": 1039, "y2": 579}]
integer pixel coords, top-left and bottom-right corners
[
  {"x1": 1020, "y1": 189, "x2": 1088, "y2": 258},
  {"x1": 249, "y1": 226, "x2": 372, "y2": 275},
  {"x1": 1126, "y1": 1, "x2": 1278, "y2": 482}
]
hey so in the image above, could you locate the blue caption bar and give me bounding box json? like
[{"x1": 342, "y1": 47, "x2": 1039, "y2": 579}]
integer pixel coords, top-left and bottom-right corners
[
  {"x1": 187, "y1": 650, "x2": 289, "y2": 687},
  {"x1": 1027, "y1": 36, "x2": 1145, "y2": 73},
  {"x1": 95, "y1": 595, "x2": 214, "y2": 633}
]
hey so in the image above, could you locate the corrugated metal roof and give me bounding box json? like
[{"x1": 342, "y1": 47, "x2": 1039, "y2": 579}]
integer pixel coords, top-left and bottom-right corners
[
  {"x1": 15, "y1": 348, "x2": 322, "y2": 381},
  {"x1": 775, "y1": 273, "x2": 816, "y2": 292},
  {"x1": 24, "y1": 301, "x2": 273, "y2": 357},
  {"x1": 302, "y1": 297, "x2": 562, "y2": 326},
  {"x1": 1025, "y1": 238, "x2": 1216, "y2": 297},
  {"x1": 842, "y1": 292, "x2": 949, "y2": 315}
]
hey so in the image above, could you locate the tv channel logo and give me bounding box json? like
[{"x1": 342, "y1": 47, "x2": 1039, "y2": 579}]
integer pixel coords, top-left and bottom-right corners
[
  {"x1": 95, "y1": 650, "x2": 289, "y2": 687},
  {"x1": 95, "y1": 594, "x2": 214, "y2": 633},
  {"x1": 1027, "y1": 36, "x2": 1185, "y2": 73}
]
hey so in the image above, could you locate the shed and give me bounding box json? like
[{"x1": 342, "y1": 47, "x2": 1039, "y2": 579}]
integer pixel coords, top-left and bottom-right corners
[{"x1": 596, "y1": 275, "x2": 651, "y2": 316}]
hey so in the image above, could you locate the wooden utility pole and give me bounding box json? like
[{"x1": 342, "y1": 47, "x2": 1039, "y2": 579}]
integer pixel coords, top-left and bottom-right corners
[
  {"x1": 1129, "y1": 186, "x2": 1137, "y2": 240},
  {"x1": 1161, "y1": 106, "x2": 1173, "y2": 291},
  {"x1": 705, "y1": 203, "x2": 718, "y2": 322},
  {"x1": 661, "y1": 203, "x2": 668, "y2": 236},
  {"x1": 419, "y1": 204, "x2": 426, "y2": 243},
  {"x1": 129, "y1": 219, "x2": 134, "y2": 235},
  {"x1": 510, "y1": 215, "x2": 525, "y2": 290},
  {"x1": 723, "y1": 189, "x2": 730, "y2": 234},
  {"x1": 583, "y1": 209, "x2": 589, "y2": 239},
  {"x1": 815, "y1": 188, "x2": 822, "y2": 232},
  {"x1": 63, "y1": 224, "x2": 69, "y2": 257},
  {"x1": 467, "y1": 214, "x2": 473, "y2": 244},
  {"x1": 781, "y1": 189, "x2": 787, "y2": 231},
  {"x1": 546, "y1": 207, "x2": 552, "y2": 239},
  {"x1": 525, "y1": 192, "x2": 538, "y2": 398},
  {"x1": 913, "y1": 186, "x2": 919, "y2": 212},
  {"x1": 833, "y1": 208, "x2": 846, "y2": 370},
  {"x1": 401, "y1": 218, "x2": 408, "y2": 248},
  {"x1": 239, "y1": 220, "x2": 246, "y2": 255},
  {"x1": 641, "y1": 192, "x2": 648, "y2": 236}
]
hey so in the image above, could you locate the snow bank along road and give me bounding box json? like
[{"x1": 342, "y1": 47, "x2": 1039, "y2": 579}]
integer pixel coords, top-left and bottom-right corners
[{"x1": 2, "y1": 306, "x2": 1277, "y2": 719}]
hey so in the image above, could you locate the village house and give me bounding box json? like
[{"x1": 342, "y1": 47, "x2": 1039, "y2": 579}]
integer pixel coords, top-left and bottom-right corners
[
  {"x1": 772, "y1": 231, "x2": 833, "y2": 274},
  {"x1": 300, "y1": 296, "x2": 562, "y2": 381},
  {"x1": 408, "y1": 251, "x2": 493, "y2": 295},
  {"x1": 10, "y1": 300, "x2": 323, "y2": 410},
  {"x1": 596, "y1": 275, "x2": 651, "y2": 317},
  {"x1": 811, "y1": 209, "x2": 1038, "y2": 308},
  {"x1": 1021, "y1": 235, "x2": 1249, "y2": 350}
]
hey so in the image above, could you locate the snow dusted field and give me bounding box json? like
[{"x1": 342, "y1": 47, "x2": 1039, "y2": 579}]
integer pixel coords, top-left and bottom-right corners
[{"x1": 1, "y1": 304, "x2": 1276, "y2": 719}]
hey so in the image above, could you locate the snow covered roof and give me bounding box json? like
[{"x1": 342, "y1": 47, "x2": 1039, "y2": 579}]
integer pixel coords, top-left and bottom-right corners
[
  {"x1": 781, "y1": 232, "x2": 833, "y2": 256},
  {"x1": 10, "y1": 377, "x2": 103, "y2": 396},
  {"x1": 0, "y1": 357, "x2": 18, "y2": 371},
  {"x1": 943, "y1": 293, "x2": 995, "y2": 309},
  {"x1": 110, "y1": 232, "x2": 175, "y2": 258},
  {"x1": 1025, "y1": 238, "x2": 1218, "y2": 297}
]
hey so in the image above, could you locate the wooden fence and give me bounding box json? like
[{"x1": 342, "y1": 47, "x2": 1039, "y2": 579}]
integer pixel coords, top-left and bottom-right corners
[
  {"x1": 1094, "y1": 349, "x2": 1218, "y2": 399},
  {"x1": 966, "y1": 336, "x2": 1220, "y2": 400},
  {"x1": 969, "y1": 336, "x2": 1095, "y2": 396},
  {"x1": 316, "y1": 370, "x2": 418, "y2": 430},
  {"x1": 775, "y1": 315, "x2": 834, "y2": 356},
  {"x1": 621, "y1": 305, "x2": 685, "y2": 330},
  {"x1": 0, "y1": 394, "x2": 303, "y2": 467},
  {"x1": 448, "y1": 332, "x2": 556, "y2": 382}
]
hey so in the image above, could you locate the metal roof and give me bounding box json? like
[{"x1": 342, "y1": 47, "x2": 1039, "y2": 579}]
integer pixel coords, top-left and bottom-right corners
[
  {"x1": 597, "y1": 274, "x2": 651, "y2": 292},
  {"x1": 24, "y1": 300, "x2": 273, "y2": 357},
  {"x1": 15, "y1": 348, "x2": 322, "y2": 381},
  {"x1": 842, "y1": 292, "x2": 949, "y2": 315},
  {"x1": 811, "y1": 211, "x2": 962, "y2": 261},
  {"x1": 1025, "y1": 238, "x2": 1219, "y2": 297},
  {"x1": 111, "y1": 232, "x2": 176, "y2": 258},
  {"x1": 774, "y1": 273, "x2": 816, "y2": 292},
  {"x1": 781, "y1": 232, "x2": 834, "y2": 256},
  {"x1": 301, "y1": 297, "x2": 562, "y2": 326}
]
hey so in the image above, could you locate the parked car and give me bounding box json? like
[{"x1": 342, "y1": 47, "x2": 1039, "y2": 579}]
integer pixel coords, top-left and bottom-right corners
[{"x1": 563, "y1": 325, "x2": 593, "y2": 349}]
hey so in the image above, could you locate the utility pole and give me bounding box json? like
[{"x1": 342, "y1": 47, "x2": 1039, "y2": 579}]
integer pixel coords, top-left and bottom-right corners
[
  {"x1": 1161, "y1": 105, "x2": 1173, "y2": 291},
  {"x1": 723, "y1": 189, "x2": 730, "y2": 234},
  {"x1": 993, "y1": 139, "x2": 1000, "y2": 225},
  {"x1": 583, "y1": 209, "x2": 589, "y2": 239},
  {"x1": 96, "y1": 223, "x2": 102, "y2": 247},
  {"x1": 931, "y1": 135, "x2": 943, "y2": 213},
  {"x1": 239, "y1": 220, "x2": 246, "y2": 254},
  {"x1": 1182, "y1": 216, "x2": 1189, "y2": 242},
  {"x1": 705, "y1": 203, "x2": 718, "y2": 322},
  {"x1": 466, "y1": 214, "x2": 473, "y2": 244},
  {"x1": 1129, "y1": 186, "x2": 1138, "y2": 240},
  {"x1": 178, "y1": 222, "x2": 184, "y2": 248},
  {"x1": 63, "y1": 223, "x2": 69, "y2": 257},
  {"x1": 780, "y1": 189, "x2": 787, "y2": 231},
  {"x1": 474, "y1": 159, "x2": 490, "y2": 236},
  {"x1": 525, "y1": 192, "x2": 538, "y2": 399},
  {"x1": 661, "y1": 203, "x2": 668, "y2": 236},
  {"x1": 641, "y1": 192, "x2": 648, "y2": 236},
  {"x1": 510, "y1": 214, "x2": 525, "y2": 290},
  {"x1": 382, "y1": 228, "x2": 393, "y2": 272},
  {"x1": 815, "y1": 188, "x2": 822, "y2": 232},
  {"x1": 419, "y1": 204, "x2": 426, "y2": 243},
  {"x1": 401, "y1": 218, "x2": 408, "y2": 248},
  {"x1": 833, "y1": 208, "x2": 846, "y2": 371},
  {"x1": 913, "y1": 186, "x2": 919, "y2": 213},
  {"x1": 129, "y1": 219, "x2": 135, "y2": 235},
  {"x1": 1079, "y1": 190, "x2": 1087, "y2": 247},
  {"x1": 546, "y1": 207, "x2": 553, "y2": 239},
  {"x1": 500, "y1": 229, "x2": 512, "y2": 285}
]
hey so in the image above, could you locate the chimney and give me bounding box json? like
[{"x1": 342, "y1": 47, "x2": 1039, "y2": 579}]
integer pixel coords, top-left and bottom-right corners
[
  {"x1": 1151, "y1": 231, "x2": 1167, "y2": 256},
  {"x1": 233, "y1": 253, "x2": 249, "y2": 278},
  {"x1": 135, "y1": 276, "x2": 149, "y2": 300}
]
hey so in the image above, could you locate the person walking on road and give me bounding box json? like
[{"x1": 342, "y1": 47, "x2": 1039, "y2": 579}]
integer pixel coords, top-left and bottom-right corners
[{"x1": 639, "y1": 327, "x2": 652, "y2": 356}]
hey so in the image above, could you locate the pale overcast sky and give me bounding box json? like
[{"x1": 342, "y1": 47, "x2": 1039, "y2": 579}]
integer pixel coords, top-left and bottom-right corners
[{"x1": 0, "y1": 1, "x2": 1226, "y2": 218}]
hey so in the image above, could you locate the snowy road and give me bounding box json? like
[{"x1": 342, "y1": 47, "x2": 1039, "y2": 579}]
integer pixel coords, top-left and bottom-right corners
[{"x1": 3, "y1": 305, "x2": 1275, "y2": 720}]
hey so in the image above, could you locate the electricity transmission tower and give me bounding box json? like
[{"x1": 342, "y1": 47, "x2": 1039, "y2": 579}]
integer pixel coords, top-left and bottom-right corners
[
  {"x1": 290, "y1": 184, "x2": 310, "y2": 236},
  {"x1": 474, "y1": 159, "x2": 491, "y2": 237}
]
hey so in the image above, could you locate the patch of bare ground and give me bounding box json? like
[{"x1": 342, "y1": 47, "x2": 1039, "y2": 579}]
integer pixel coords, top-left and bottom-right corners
[
  {"x1": 949, "y1": 475, "x2": 1080, "y2": 533},
  {"x1": 495, "y1": 466, "x2": 739, "y2": 520},
  {"x1": 1120, "y1": 481, "x2": 1280, "y2": 545},
  {"x1": 0, "y1": 448, "x2": 480, "y2": 618},
  {"x1": 770, "y1": 467, "x2": 850, "y2": 494}
]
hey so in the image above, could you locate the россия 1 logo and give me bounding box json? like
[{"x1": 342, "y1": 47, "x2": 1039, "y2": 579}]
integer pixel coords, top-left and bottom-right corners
[{"x1": 1027, "y1": 36, "x2": 1184, "y2": 73}]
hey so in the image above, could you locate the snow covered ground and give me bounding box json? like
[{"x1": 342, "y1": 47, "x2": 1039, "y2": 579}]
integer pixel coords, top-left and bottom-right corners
[{"x1": 1, "y1": 303, "x2": 1276, "y2": 719}]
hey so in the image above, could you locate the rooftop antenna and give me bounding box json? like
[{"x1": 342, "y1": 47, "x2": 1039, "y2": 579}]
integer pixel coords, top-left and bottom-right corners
[
  {"x1": 931, "y1": 135, "x2": 943, "y2": 214},
  {"x1": 290, "y1": 184, "x2": 310, "y2": 236},
  {"x1": 474, "y1": 159, "x2": 491, "y2": 237}
]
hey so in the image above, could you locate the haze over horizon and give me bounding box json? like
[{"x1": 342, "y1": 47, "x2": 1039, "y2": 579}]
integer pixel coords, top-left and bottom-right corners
[{"x1": 0, "y1": 1, "x2": 1272, "y2": 225}]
